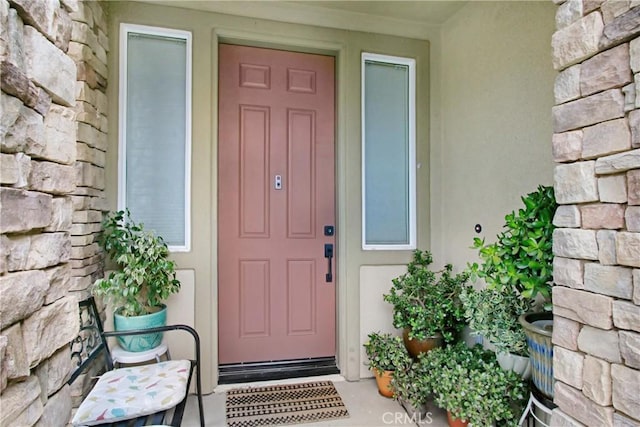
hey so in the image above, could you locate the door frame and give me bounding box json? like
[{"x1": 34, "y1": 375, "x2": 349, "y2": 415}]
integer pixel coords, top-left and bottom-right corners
[{"x1": 211, "y1": 29, "x2": 348, "y2": 386}]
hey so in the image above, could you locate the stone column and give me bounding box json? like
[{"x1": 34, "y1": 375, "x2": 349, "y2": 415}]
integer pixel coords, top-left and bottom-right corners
[
  {"x1": 67, "y1": 0, "x2": 109, "y2": 410},
  {"x1": 0, "y1": 1, "x2": 107, "y2": 425},
  {"x1": 68, "y1": 0, "x2": 108, "y2": 300},
  {"x1": 551, "y1": 1, "x2": 640, "y2": 426}
]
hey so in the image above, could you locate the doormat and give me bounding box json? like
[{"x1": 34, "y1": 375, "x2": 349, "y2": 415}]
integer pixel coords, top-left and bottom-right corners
[{"x1": 226, "y1": 381, "x2": 349, "y2": 427}]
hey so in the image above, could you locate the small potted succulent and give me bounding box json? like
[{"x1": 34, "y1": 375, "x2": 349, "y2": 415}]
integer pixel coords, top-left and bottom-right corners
[
  {"x1": 384, "y1": 250, "x2": 470, "y2": 357},
  {"x1": 422, "y1": 343, "x2": 528, "y2": 427},
  {"x1": 93, "y1": 210, "x2": 181, "y2": 352},
  {"x1": 363, "y1": 332, "x2": 411, "y2": 398}
]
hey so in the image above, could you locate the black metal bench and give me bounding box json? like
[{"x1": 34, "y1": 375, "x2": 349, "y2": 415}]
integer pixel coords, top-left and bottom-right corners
[{"x1": 67, "y1": 297, "x2": 205, "y2": 426}]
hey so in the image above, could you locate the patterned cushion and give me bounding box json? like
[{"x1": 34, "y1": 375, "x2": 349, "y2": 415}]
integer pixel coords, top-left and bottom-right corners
[{"x1": 72, "y1": 360, "x2": 191, "y2": 426}]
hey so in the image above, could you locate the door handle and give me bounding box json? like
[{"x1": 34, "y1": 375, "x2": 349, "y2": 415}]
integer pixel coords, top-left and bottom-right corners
[{"x1": 324, "y1": 244, "x2": 333, "y2": 283}]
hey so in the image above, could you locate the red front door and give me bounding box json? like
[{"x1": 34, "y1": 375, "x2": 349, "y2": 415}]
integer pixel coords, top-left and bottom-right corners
[{"x1": 218, "y1": 44, "x2": 336, "y2": 364}]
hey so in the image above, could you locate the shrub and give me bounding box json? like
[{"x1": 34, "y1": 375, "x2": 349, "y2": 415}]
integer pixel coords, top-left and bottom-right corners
[
  {"x1": 422, "y1": 343, "x2": 528, "y2": 426},
  {"x1": 93, "y1": 210, "x2": 181, "y2": 317},
  {"x1": 363, "y1": 332, "x2": 411, "y2": 374},
  {"x1": 384, "y1": 250, "x2": 470, "y2": 342}
]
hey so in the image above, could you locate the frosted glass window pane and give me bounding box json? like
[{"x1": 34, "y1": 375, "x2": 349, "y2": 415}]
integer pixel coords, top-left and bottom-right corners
[
  {"x1": 364, "y1": 60, "x2": 410, "y2": 245},
  {"x1": 125, "y1": 32, "x2": 187, "y2": 247}
]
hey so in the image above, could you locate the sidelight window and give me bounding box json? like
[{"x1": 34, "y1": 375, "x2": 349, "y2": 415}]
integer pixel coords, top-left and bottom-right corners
[
  {"x1": 118, "y1": 24, "x2": 192, "y2": 251},
  {"x1": 361, "y1": 53, "x2": 416, "y2": 250}
]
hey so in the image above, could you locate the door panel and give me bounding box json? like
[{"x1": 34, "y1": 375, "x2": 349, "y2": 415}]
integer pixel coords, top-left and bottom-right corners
[
  {"x1": 239, "y1": 106, "x2": 270, "y2": 237},
  {"x1": 287, "y1": 259, "x2": 316, "y2": 334},
  {"x1": 288, "y1": 109, "x2": 315, "y2": 237},
  {"x1": 239, "y1": 260, "x2": 270, "y2": 337},
  {"x1": 218, "y1": 44, "x2": 335, "y2": 364}
]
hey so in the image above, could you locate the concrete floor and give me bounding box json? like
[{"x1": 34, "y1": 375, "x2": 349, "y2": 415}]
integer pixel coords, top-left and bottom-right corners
[{"x1": 181, "y1": 375, "x2": 449, "y2": 427}]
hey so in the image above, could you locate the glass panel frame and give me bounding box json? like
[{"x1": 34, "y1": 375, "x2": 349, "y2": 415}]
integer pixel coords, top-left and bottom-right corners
[
  {"x1": 118, "y1": 23, "x2": 192, "y2": 252},
  {"x1": 361, "y1": 53, "x2": 416, "y2": 250}
]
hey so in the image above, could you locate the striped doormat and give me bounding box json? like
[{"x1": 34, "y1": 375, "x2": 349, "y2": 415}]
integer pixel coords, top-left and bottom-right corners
[{"x1": 226, "y1": 381, "x2": 350, "y2": 426}]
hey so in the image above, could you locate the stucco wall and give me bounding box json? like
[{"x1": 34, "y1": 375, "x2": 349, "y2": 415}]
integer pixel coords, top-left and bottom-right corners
[
  {"x1": 359, "y1": 265, "x2": 405, "y2": 378},
  {"x1": 106, "y1": 0, "x2": 559, "y2": 391},
  {"x1": 106, "y1": 1, "x2": 431, "y2": 390},
  {"x1": 433, "y1": 1, "x2": 557, "y2": 271}
]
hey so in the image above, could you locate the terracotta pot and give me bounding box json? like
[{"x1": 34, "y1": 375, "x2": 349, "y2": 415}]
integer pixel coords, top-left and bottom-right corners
[
  {"x1": 372, "y1": 369, "x2": 394, "y2": 398},
  {"x1": 446, "y1": 411, "x2": 469, "y2": 427},
  {"x1": 402, "y1": 328, "x2": 443, "y2": 358}
]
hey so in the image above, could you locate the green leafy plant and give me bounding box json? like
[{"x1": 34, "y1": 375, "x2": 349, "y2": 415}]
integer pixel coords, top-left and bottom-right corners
[
  {"x1": 383, "y1": 250, "x2": 470, "y2": 342},
  {"x1": 460, "y1": 285, "x2": 531, "y2": 355},
  {"x1": 422, "y1": 343, "x2": 528, "y2": 427},
  {"x1": 468, "y1": 185, "x2": 557, "y2": 306},
  {"x1": 363, "y1": 332, "x2": 411, "y2": 374},
  {"x1": 93, "y1": 210, "x2": 181, "y2": 317},
  {"x1": 463, "y1": 186, "x2": 556, "y2": 355},
  {"x1": 391, "y1": 352, "x2": 430, "y2": 408}
]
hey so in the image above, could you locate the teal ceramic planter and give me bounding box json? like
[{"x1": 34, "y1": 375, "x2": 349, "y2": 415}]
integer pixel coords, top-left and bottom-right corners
[{"x1": 114, "y1": 305, "x2": 167, "y2": 352}]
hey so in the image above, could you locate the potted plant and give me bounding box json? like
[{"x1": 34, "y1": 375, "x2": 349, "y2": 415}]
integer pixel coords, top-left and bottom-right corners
[
  {"x1": 460, "y1": 285, "x2": 532, "y2": 377},
  {"x1": 422, "y1": 343, "x2": 528, "y2": 427},
  {"x1": 384, "y1": 250, "x2": 470, "y2": 357},
  {"x1": 519, "y1": 311, "x2": 555, "y2": 398},
  {"x1": 363, "y1": 332, "x2": 411, "y2": 398},
  {"x1": 391, "y1": 353, "x2": 430, "y2": 419},
  {"x1": 468, "y1": 185, "x2": 556, "y2": 306},
  {"x1": 93, "y1": 210, "x2": 181, "y2": 352},
  {"x1": 466, "y1": 185, "x2": 557, "y2": 395}
]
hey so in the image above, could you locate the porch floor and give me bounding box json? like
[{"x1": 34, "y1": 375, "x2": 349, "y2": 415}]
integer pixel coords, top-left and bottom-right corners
[{"x1": 182, "y1": 375, "x2": 449, "y2": 426}]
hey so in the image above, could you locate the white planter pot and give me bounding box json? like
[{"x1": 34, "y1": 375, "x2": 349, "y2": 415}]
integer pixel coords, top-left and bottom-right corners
[{"x1": 496, "y1": 351, "x2": 532, "y2": 380}]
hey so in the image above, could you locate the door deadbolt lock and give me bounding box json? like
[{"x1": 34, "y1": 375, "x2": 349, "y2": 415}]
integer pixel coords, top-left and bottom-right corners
[{"x1": 274, "y1": 175, "x2": 282, "y2": 190}]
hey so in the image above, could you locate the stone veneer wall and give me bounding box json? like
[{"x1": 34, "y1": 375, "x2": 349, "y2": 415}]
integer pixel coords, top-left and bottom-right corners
[
  {"x1": 0, "y1": 0, "x2": 108, "y2": 425},
  {"x1": 67, "y1": 0, "x2": 109, "y2": 412},
  {"x1": 550, "y1": 1, "x2": 640, "y2": 426}
]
